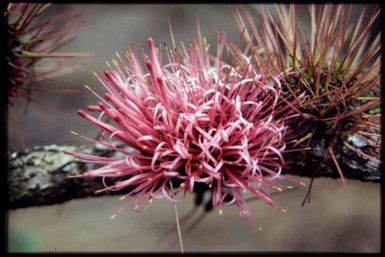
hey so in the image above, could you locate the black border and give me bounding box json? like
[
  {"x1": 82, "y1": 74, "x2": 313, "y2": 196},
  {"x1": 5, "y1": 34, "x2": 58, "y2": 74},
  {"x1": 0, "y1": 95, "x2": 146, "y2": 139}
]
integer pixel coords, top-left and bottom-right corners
[{"x1": 1, "y1": 0, "x2": 384, "y2": 255}]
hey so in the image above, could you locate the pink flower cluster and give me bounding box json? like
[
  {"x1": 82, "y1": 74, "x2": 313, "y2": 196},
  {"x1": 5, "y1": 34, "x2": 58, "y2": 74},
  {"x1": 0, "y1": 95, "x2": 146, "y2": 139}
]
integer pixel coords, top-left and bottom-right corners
[{"x1": 67, "y1": 37, "x2": 301, "y2": 224}]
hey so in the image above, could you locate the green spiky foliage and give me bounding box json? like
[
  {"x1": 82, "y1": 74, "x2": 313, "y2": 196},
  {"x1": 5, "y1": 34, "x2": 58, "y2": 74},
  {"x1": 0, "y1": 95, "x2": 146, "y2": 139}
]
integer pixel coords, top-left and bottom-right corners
[
  {"x1": 232, "y1": 4, "x2": 381, "y2": 180},
  {"x1": 5, "y1": 3, "x2": 93, "y2": 148},
  {"x1": 5, "y1": 3, "x2": 90, "y2": 105}
]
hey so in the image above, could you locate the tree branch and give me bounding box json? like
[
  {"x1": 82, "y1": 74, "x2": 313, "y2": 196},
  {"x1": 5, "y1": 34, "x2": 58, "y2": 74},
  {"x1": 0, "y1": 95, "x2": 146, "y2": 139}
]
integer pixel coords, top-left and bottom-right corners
[
  {"x1": 8, "y1": 133, "x2": 380, "y2": 209},
  {"x1": 8, "y1": 144, "x2": 134, "y2": 209},
  {"x1": 284, "y1": 134, "x2": 381, "y2": 182}
]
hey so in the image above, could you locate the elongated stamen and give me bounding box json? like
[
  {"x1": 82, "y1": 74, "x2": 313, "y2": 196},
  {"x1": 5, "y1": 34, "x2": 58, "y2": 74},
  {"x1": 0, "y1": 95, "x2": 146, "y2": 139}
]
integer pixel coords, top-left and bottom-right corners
[{"x1": 170, "y1": 182, "x2": 184, "y2": 253}]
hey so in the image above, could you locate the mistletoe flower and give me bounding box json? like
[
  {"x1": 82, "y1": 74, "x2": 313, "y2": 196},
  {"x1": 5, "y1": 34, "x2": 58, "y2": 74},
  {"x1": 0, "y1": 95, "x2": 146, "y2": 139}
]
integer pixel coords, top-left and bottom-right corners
[{"x1": 67, "y1": 36, "x2": 302, "y2": 225}]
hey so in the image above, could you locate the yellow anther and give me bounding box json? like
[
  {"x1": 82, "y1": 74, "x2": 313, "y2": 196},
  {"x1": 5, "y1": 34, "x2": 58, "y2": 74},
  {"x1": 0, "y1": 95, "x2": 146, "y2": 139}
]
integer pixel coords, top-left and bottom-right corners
[
  {"x1": 67, "y1": 175, "x2": 83, "y2": 178},
  {"x1": 84, "y1": 84, "x2": 92, "y2": 91},
  {"x1": 70, "y1": 130, "x2": 79, "y2": 136}
]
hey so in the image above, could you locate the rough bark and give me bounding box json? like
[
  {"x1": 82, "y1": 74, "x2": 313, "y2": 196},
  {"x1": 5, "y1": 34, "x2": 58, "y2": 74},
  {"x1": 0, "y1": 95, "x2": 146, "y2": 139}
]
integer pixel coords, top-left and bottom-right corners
[
  {"x1": 8, "y1": 144, "x2": 135, "y2": 209},
  {"x1": 8, "y1": 133, "x2": 380, "y2": 210},
  {"x1": 284, "y1": 134, "x2": 381, "y2": 182}
]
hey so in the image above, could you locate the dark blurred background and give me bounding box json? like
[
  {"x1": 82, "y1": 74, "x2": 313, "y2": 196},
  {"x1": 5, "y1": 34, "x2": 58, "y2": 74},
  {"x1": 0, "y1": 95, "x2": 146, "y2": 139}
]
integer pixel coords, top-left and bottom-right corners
[{"x1": 7, "y1": 4, "x2": 380, "y2": 252}]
